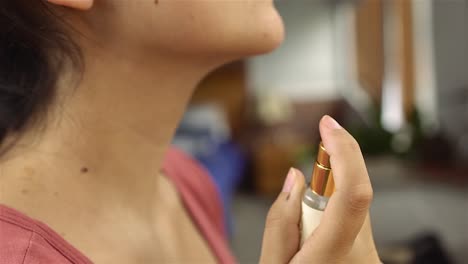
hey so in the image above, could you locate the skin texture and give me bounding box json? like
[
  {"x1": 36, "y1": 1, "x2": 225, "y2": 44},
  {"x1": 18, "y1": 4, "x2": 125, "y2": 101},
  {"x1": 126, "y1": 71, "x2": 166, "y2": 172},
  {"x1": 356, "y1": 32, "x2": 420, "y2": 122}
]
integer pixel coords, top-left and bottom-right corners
[{"x1": 0, "y1": 0, "x2": 379, "y2": 263}]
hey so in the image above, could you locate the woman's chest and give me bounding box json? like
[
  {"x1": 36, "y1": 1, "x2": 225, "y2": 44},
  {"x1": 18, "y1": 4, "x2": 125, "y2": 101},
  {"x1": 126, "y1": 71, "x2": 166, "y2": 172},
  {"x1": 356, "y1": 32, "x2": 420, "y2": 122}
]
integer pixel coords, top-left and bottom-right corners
[
  {"x1": 88, "y1": 214, "x2": 217, "y2": 264},
  {"x1": 83, "y1": 180, "x2": 217, "y2": 263},
  {"x1": 149, "y1": 194, "x2": 217, "y2": 263}
]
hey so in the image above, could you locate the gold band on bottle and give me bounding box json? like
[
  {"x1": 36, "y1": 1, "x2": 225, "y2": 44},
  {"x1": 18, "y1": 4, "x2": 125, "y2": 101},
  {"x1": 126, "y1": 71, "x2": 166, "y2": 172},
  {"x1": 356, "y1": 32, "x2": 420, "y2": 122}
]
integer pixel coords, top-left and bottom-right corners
[{"x1": 310, "y1": 142, "x2": 335, "y2": 197}]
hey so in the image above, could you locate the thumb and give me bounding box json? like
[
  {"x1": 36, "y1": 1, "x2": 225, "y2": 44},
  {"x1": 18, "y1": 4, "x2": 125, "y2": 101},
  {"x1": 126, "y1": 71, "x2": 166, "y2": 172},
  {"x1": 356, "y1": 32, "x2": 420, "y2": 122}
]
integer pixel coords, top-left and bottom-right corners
[{"x1": 260, "y1": 168, "x2": 306, "y2": 264}]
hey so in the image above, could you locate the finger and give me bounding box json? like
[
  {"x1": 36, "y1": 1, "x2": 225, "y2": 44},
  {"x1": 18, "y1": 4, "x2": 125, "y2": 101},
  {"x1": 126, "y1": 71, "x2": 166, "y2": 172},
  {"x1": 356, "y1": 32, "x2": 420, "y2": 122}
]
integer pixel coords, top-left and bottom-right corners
[
  {"x1": 260, "y1": 168, "x2": 306, "y2": 264},
  {"x1": 301, "y1": 115, "x2": 373, "y2": 258}
]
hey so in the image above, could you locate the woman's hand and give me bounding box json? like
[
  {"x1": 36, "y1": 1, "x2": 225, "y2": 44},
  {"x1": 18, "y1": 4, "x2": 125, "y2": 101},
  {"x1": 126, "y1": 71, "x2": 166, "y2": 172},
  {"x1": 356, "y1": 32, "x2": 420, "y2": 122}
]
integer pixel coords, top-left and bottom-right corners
[{"x1": 259, "y1": 116, "x2": 381, "y2": 264}]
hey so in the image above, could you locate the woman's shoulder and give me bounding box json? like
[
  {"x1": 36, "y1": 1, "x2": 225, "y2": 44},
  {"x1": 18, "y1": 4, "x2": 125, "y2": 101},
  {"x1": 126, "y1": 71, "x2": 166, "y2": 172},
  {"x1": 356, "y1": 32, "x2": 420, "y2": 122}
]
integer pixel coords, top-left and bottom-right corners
[
  {"x1": 162, "y1": 147, "x2": 236, "y2": 264},
  {"x1": 162, "y1": 147, "x2": 224, "y2": 225},
  {"x1": 0, "y1": 205, "x2": 92, "y2": 264},
  {"x1": 162, "y1": 147, "x2": 220, "y2": 199},
  {"x1": 0, "y1": 206, "x2": 33, "y2": 264}
]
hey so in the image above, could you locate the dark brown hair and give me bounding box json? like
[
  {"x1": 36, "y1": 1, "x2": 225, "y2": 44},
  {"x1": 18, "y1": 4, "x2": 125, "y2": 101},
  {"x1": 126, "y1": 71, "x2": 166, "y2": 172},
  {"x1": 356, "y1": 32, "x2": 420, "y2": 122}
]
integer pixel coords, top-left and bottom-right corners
[{"x1": 0, "y1": 1, "x2": 81, "y2": 147}]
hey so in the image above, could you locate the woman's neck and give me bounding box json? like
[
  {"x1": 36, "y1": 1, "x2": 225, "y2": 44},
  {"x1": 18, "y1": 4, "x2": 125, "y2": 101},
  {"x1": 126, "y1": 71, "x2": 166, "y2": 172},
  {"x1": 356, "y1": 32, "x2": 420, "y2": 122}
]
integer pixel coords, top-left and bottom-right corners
[{"x1": 1, "y1": 46, "x2": 217, "y2": 218}]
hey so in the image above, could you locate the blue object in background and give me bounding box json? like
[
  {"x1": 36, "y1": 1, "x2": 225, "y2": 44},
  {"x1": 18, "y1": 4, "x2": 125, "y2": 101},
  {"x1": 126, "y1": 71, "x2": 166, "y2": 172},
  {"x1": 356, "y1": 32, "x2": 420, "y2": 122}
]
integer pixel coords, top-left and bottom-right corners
[
  {"x1": 173, "y1": 104, "x2": 246, "y2": 237},
  {"x1": 196, "y1": 141, "x2": 246, "y2": 237}
]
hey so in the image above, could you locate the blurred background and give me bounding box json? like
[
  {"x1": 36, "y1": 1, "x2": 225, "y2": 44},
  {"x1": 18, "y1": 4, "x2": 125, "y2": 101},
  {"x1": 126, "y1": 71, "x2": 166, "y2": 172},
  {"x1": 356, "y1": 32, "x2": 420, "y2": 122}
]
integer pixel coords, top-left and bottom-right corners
[{"x1": 173, "y1": 0, "x2": 468, "y2": 263}]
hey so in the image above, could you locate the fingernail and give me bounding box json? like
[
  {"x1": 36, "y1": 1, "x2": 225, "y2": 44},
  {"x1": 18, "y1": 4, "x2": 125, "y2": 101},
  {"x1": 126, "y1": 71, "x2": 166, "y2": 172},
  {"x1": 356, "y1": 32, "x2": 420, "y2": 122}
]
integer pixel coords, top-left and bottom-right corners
[
  {"x1": 282, "y1": 168, "x2": 296, "y2": 193},
  {"x1": 323, "y1": 115, "x2": 342, "y2": 130}
]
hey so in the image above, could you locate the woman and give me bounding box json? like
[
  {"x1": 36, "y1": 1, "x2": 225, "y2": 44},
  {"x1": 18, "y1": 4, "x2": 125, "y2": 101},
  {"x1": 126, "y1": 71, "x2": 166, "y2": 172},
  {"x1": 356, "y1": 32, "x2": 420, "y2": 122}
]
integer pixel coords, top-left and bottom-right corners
[{"x1": 0, "y1": 0, "x2": 380, "y2": 263}]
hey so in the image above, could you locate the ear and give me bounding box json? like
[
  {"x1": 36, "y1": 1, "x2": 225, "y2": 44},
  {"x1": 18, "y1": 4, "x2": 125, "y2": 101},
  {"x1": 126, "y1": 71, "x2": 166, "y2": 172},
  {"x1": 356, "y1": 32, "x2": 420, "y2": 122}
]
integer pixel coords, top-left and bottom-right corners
[{"x1": 46, "y1": 0, "x2": 94, "y2": 10}]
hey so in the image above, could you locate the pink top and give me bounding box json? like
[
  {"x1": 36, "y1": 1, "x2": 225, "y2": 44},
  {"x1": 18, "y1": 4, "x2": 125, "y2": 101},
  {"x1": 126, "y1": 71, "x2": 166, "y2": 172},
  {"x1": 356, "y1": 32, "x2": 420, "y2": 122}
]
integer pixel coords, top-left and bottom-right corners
[{"x1": 0, "y1": 147, "x2": 237, "y2": 264}]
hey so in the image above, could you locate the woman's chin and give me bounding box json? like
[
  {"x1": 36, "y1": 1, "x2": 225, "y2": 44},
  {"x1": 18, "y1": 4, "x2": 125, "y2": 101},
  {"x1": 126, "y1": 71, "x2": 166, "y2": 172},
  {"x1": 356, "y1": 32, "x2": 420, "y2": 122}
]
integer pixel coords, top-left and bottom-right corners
[
  {"x1": 234, "y1": 13, "x2": 285, "y2": 58},
  {"x1": 175, "y1": 9, "x2": 285, "y2": 64},
  {"x1": 250, "y1": 12, "x2": 285, "y2": 55},
  {"x1": 257, "y1": 25, "x2": 285, "y2": 55}
]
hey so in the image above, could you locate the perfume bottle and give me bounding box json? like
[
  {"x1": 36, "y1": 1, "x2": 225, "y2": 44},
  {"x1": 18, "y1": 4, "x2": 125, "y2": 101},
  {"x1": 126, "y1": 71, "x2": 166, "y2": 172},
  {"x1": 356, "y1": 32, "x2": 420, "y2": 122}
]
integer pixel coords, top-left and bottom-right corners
[{"x1": 300, "y1": 142, "x2": 335, "y2": 246}]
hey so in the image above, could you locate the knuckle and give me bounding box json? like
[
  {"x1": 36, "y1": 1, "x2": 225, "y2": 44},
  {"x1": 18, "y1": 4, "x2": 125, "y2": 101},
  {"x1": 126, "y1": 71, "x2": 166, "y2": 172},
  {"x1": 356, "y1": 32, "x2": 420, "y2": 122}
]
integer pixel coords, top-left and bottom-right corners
[
  {"x1": 265, "y1": 210, "x2": 284, "y2": 229},
  {"x1": 265, "y1": 202, "x2": 296, "y2": 229},
  {"x1": 332, "y1": 130, "x2": 362, "y2": 154},
  {"x1": 265, "y1": 204, "x2": 284, "y2": 228},
  {"x1": 344, "y1": 137, "x2": 361, "y2": 154},
  {"x1": 347, "y1": 184, "x2": 373, "y2": 212}
]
